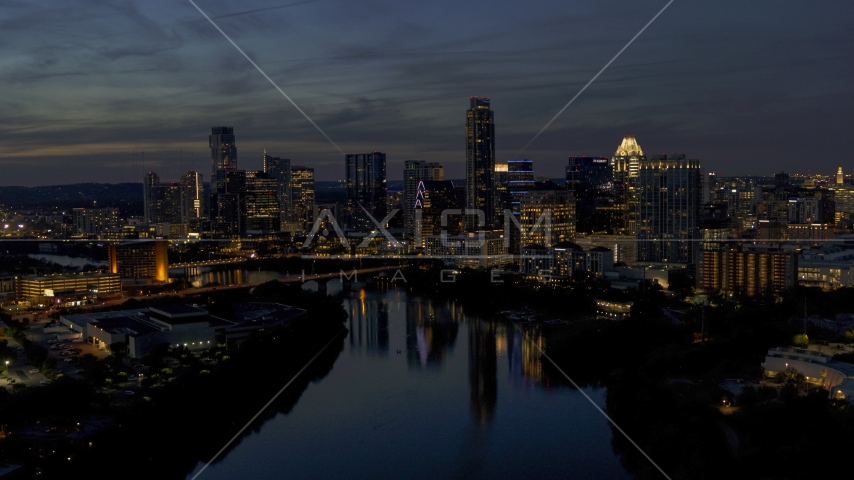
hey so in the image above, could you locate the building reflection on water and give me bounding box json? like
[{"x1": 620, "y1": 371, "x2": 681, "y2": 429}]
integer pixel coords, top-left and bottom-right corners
[
  {"x1": 469, "y1": 320, "x2": 497, "y2": 425},
  {"x1": 505, "y1": 325, "x2": 545, "y2": 386},
  {"x1": 405, "y1": 299, "x2": 460, "y2": 369},
  {"x1": 359, "y1": 292, "x2": 547, "y2": 426},
  {"x1": 347, "y1": 290, "x2": 389, "y2": 356}
]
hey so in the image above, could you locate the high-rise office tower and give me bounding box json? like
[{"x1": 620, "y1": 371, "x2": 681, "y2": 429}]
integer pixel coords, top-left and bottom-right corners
[
  {"x1": 143, "y1": 172, "x2": 159, "y2": 224},
  {"x1": 838, "y1": 167, "x2": 844, "y2": 185},
  {"x1": 610, "y1": 135, "x2": 645, "y2": 234},
  {"x1": 244, "y1": 170, "x2": 281, "y2": 233},
  {"x1": 212, "y1": 170, "x2": 246, "y2": 234},
  {"x1": 494, "y1": 163, "x2": 509, "y2": 207},
  {"x1": 210, "y1": 126, "x2": 237, "y2": 193},
  {"x1": 262, "y1": 149, "x2": 292, "y2": 229},
  {"x1": 418, "y1": 180, "x2": 464, "y2": 244},
  {"x1": 291, "y1": 165, "x2": 315, "y2": 232},
  {"x1": 566, "y1": 156, "x2": 613, "y2": 233},
  {"x1": 637, "y1": 154, "x2": 703, "y2": 264},
  {"x1": 346, "y1": 152, "x2": 387, "y2": 230},
  {"x1": 519, "y1": 181, "x2": 576, "y2": 248},
  {"x1": 181, "y1": 171, "x2": 204, "y2": 224},
  {"x1": 465, "y1": 97, "x2": 496, "y2": 231},
  {"x1": 501, "y1": 159, "x2": 535, "y2": 254},
  {"x1": 403, "y1": 160, "x2": 444, "y2": 240}
]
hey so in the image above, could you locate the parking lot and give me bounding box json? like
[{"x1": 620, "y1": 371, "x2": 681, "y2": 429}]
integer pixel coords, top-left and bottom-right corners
[{"x1": 1, "y1": 335, "x2": 50, "y2": 387}]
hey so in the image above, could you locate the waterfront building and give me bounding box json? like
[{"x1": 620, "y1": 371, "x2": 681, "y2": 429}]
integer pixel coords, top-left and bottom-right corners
[
  {"x1": 16, "y1": 273, "x2": 121, "y2": 308},
  {"x1": 424, "y1": 231, "x2": 509, "y2": 269},
  {"x1": 465, "y1": 97, "x2": 497, "y2": 230},
  {"x1": 108, "y1": 240, "x2": 169, "y2": 281}
]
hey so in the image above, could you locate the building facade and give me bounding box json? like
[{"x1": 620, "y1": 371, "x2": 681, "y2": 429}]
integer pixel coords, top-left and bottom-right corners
[
  {"x1": 346, "y1": 152, "x2": 387, "y2": 230},
  {"x1": 637, "y1": 154, "x2": 703, "y2": 264},
  {"x1": 465, "y1": 97, "x2": 496, "y2": 231},
  {"x1": 566, "y1": 156, "x2": 613, "y2": 234},
  {"x1": 610, "y1": 135, "x2": 645, "y2": 235},
  {"x1": 210, "y1": 126, "x2": 237, "y2": 192},
  {"x1": 698, "y1": 244, "x2": 797, "y2": 297},
  {"x1": 291, "y1": 165, "x2": 315, "y2": 232},
  {"x1": 72, "y1": 208, "x2": 119, "y2": 235},
  {"x1": 108, "y1": 240, "x2": 169, "y2": 281},
  {"x1": 403, "y1": 160, "x2": 444, "y2": 240}
]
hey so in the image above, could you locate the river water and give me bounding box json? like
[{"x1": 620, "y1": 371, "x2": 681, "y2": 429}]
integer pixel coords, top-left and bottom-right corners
[{"x1": 188, "y1": 289, "x2": 630, "y2": 479}]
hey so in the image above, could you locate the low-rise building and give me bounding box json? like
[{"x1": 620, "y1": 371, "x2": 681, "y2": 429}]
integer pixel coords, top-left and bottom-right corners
[
  {"x1": 614, "y1": 262, "x2": 688, "y2": 290},
  {"x1": 17, "y1": 273, "x2": 121, "y2": 308},
  {"x1": 762, "y1": 347, "x2": 854, "y2": 401},
  {"x1": 60, "y1": 302, "x2": 306, "y2": 358},
  {"x1": 797, "y1": 245, "x2": 854, "y2": 290},
  {"x1": 595, "y1": 299, "x2": 633, "y2": 320}
]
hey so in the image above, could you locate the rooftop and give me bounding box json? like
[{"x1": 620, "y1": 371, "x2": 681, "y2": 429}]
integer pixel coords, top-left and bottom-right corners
[{"x1": 150, "y1": 305, "x2": 208, "y2": 318}]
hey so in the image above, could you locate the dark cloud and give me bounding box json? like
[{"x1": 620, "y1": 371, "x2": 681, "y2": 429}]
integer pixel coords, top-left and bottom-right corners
[{"x1": 1, "y1": 0, "x2": 853, "y2": 186}]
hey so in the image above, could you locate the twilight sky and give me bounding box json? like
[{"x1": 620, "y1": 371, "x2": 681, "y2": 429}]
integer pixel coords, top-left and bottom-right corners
[{"x1": 1, "y1": 0, "x2": 852, "y2": 186}]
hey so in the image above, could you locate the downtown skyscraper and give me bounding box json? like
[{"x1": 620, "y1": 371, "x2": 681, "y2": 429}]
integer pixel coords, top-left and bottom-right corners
[
  {"x1": 262, "y1": 149, "x2": 291, "y2": 229},
  {"x1": 610, "y1": 135, "x2": 645, "y2": 235},
  {"x1": 403, "y1": 160, "x2": 444, "y2": 241},
  {"x1": 465, "y1": 97, "x2": 496, "y2": 231},
  {"x1": 210, "y1": 126, "x2": 237, "y2": 193},
  {"x1": 637, "y1": 154, "x2": 704, "y2": 264},
  {"x1": 346, "y1": 152, "x2": 387, "y2": 230}
]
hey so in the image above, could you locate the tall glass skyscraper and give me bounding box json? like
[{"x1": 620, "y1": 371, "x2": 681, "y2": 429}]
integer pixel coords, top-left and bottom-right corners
[
  {"x1": 262, "y1": 149, "x2": 291, "y2": 229},
  {"x1": 566, "y1": 156, "x2": 613, "y2": 233},
  {"x1": 210, "y1": 126, "x2": 237, "y2": 193},
  {"x1": 346, "y1": 152, "x2": 387, "y2": 230},
  {"x1": 465, "y1": 97, "x2": 496, "y2": 231},
  {"x1": 637, "y1": 154, "x2": 703, "y2": 264},
  {"x1": 610, "y1": 135, "x2": 645, "y2": 235},
  {"x1": 291, "y1": 165, "x2": 315, "y2": 232}
]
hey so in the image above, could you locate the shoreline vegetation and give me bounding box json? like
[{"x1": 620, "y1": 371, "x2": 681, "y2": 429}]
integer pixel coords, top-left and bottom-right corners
[
  {"x1": 405, "y1": 265, "x2": 854, "y2": 480},
  {"x1": 3, "y1": 259, "x2": 854, "y2": 479},
  {"x1": 0, "y1": 281, "x2": 348, "y2": 479}
]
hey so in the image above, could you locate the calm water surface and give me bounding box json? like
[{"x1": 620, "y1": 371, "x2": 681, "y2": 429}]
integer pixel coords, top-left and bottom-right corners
[
  {"x1": 172, "y1": 267, "x2": 282, "y2": 288},
  {"x1": 188, "y1": 289, "x2": 630, "y2": 479}
]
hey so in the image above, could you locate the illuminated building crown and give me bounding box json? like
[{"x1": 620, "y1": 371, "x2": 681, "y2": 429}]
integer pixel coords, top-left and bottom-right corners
[{"x1": 614, "y1": 134, "x2": 643, "y2": 157}]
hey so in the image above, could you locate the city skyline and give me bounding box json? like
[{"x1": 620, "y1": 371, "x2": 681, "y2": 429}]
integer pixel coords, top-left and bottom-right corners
[{"x1": 2, "y1": 0, "x2": 853, "y2": 186}]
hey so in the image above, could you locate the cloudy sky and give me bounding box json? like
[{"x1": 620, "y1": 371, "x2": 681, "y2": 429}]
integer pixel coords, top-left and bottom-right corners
[{"x1": 1, "y1": 0, "x2": 852, "y2": 186}]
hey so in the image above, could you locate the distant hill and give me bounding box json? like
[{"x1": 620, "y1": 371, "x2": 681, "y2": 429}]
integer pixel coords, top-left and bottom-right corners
[{"x1": 0, "y1": 183, "x2": 144, "y2": 215}]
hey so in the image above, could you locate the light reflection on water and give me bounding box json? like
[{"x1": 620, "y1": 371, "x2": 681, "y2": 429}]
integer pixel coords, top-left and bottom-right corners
[
  {"x1": 189, "y1": 289, "x2": 630, "y2": 480},
  {"x1": 176, "y1": 268, "x2": 282, "y2": 288}
]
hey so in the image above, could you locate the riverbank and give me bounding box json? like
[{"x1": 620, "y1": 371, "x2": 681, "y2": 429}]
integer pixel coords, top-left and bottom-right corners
[{"x1": 0, "y1": 281, "x2": 348, "y2": 479}]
